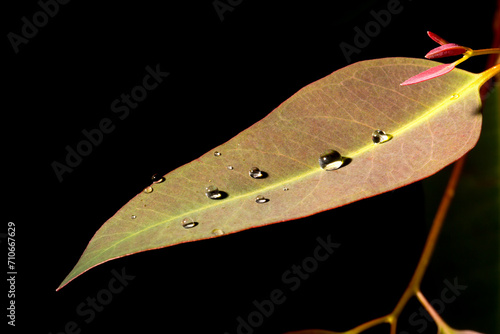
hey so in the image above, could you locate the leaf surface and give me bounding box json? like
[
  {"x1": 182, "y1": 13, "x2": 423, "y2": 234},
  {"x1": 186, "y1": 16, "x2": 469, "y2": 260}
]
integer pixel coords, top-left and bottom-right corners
[{"x1": 58, "y1": 58, "x2": 483, "y2": 290}]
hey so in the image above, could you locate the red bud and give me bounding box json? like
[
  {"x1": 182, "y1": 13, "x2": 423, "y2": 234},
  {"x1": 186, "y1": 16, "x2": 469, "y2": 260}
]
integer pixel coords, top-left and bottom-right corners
[
  {"x1": 400, "y1": 63, "x2": 455, "y2": 86},
  {"x1": 425, "y1": 43, "x2": 468, "y2": 59}
]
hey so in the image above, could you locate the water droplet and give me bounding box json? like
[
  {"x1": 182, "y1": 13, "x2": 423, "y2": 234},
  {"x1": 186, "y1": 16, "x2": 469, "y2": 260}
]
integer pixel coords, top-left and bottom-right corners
[
  {"x1": 214, "y1": 151, "x2": 222, "y2": 156},
  {"x1": 227, "y1": 165, "x2": 234, "y2": 170},
  {"x1": 319, "y1": 150, "x2": 343, "y2": 170},
  {"x1": 255, "y1": 195, "x2": 269, "y2": 203},
  {"x1": 372, "y1": 129, "x2": 393, "y2": 144},
  {"x1": 249, "y1": 167, "x2": 263, "y2": 179},
  {"x1": 211, "y1": 229, "x2": 225, "y2": 236},
  {"x1": 131, "y1": 215, "x2": 137, "y2": 219},
  {"x1": 451, "y1": 94, "x2": 460, "y2": 100},
  {"x1": 205, "y1": 185, "x2": 222, "y2": 199},
  {"x1": 182, "y1": 217, "x2": 197, "y2": 229},
  {"x1": 144, "y1": 186, "x2": 153, "y2": 193},
  {"x1": 151, "y1": 174, "x2": 165, "y2": 184}
]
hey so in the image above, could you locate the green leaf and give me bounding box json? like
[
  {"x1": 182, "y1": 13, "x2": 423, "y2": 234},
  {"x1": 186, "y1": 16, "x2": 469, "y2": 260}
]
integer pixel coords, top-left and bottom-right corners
[{"x1": 58, "y1": 57, "x2": 484, "y2": 290}]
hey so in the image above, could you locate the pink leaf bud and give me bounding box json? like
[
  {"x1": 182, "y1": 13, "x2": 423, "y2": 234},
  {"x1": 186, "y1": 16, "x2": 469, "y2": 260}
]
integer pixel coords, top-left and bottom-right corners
[
  {"x1": 425, "y1": 43, "x2": 468, "y2": 59},
  {"x1": 400, "y1": 63, "x2": 455, "y2": 86}
]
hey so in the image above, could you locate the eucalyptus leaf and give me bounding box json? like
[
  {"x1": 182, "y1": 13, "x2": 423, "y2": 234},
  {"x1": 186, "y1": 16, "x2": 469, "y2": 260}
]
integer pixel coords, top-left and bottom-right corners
[{"x1": 58, "y1": 57, "x2": 484, "y2": 290}]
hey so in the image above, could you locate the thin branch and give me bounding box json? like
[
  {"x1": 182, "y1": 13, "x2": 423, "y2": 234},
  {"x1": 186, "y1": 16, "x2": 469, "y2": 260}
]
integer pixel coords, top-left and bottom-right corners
[
  {"x1": 416, "y1": 290, "x2": 448, "y2": 329},
  {"x1": 388, "y1": 154, "x2": 468, "y2": 322},
  {"x1": 410, "y1": 155, "x2": 467, "y2": 288}
]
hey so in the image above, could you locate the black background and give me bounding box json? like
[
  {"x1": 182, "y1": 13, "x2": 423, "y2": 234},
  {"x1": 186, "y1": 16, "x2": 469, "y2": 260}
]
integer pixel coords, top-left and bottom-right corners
[{"x1": 3, "y1": 0, "x2": 498, "y2": 333}]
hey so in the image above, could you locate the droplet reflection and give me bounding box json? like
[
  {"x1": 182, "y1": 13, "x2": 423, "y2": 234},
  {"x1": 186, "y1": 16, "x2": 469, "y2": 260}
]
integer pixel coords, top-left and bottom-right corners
[
  {"x1": 205, "y1": 185, "x2": 222, "y2": 199},
  {"x1": 319, "y1": 150, "x2": 343, "y2": 170},
  {"x1": 182, "y1": 217, "x2": 197, "y2": 229},
  {"x1": 249, "y1": 167, "x2": 263, "y2": 179},
  {"x1": 255, "y1": 195, "x2": 269, "y2": 203},
  {"x1": 372, "y1": 129, "x2": 393, "y2": 144},
  {"x1": 151, "y1": 174, "x2": 165, "y2": 184}
]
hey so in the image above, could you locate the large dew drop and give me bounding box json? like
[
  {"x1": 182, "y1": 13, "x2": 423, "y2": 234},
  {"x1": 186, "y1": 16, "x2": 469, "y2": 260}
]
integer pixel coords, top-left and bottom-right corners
[
  {"x1": 372, "y1": 129, "x2": 393, "y2": 144},
  {"x1": 182, "y1": 217, "x2": 197, "y2": 229},
  {"x1": 255, "y1": 195, "x2": 269, "y2": 203},
  {"x1": 319, "y1": 150, "x2": 343, "y2": 171},
  {"x1": 151, "y1": 174, "x2": 165, "y2": 184},
  {"x1": 205, "y1": 185, "x2": 222, "y2": 199},
  {"x1": 249, "y1": 167, "x2": 263, "y2": 179}
]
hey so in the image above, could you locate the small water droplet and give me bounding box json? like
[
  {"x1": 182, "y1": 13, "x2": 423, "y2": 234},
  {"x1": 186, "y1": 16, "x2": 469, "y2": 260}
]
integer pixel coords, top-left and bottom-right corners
[
  {"x1": 205, "y1": 185, "x2": 222, "y2": 199},
  {"x1": 319, "y1": 150, "x2": 343, "y2": 170},
  {"x1": 182, "y1": 217, "x2": 197, "y2": 229},
  {"x1": 131, "y1": 215, "x2": 137, "y2": 219},
  {"x1": 211, "y1": 228, "x2": 225, "y2": 236},
  {"x1": 372, "y1": 129, "x2": 393, "y2": 144},
  {"x1": 144, "y1": 186, "x2": 153, "y2": 193},
  {"x1": 227, "y1": 165, "x2": 234, "y2": 170},
  {"x1": 214, "y1": 151, "x2": 222, "y2": 156},
  {"x1": 451, "y1": 94, "x2": 460, "y2": 100},
  {"x1": 249, "y1": 167, "x2": 263, "y2": 179},
  {"x1": 255, "y1": 195, "x2": 269, "y2": 203},
  {"x1": 151, "y1": 173, "x2": 165, "y2": 184}
]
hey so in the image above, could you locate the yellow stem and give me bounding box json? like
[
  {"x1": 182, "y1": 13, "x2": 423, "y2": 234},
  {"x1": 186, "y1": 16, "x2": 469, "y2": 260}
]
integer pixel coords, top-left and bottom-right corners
[
  {"x1": 345, "y1": 315, "x2": 390, "y2": 334},
  {"x1": 455, "y1": 48, "x2": 500, "y2": 87},
  {"x1": 476, "y1": 64, "x2": 500, "y2": 87},
  {"x1": 451, "y1": 51, "x2": 473, "y2": 67},
  {"x1": 471, "y1": 47, "x2": 500, "y2": 56}
]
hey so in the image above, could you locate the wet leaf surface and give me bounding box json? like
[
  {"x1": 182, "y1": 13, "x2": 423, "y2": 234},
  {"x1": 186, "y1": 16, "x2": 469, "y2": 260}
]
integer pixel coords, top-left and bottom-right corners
[{"x1": 58, "y1": 57, "x2": 484, "y2": 289}]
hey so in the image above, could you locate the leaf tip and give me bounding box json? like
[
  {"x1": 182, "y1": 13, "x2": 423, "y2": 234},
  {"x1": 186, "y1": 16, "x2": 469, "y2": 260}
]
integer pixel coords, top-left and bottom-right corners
[{"x1": 427, "y1": 31, "x2": 449, "y2": 45}]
